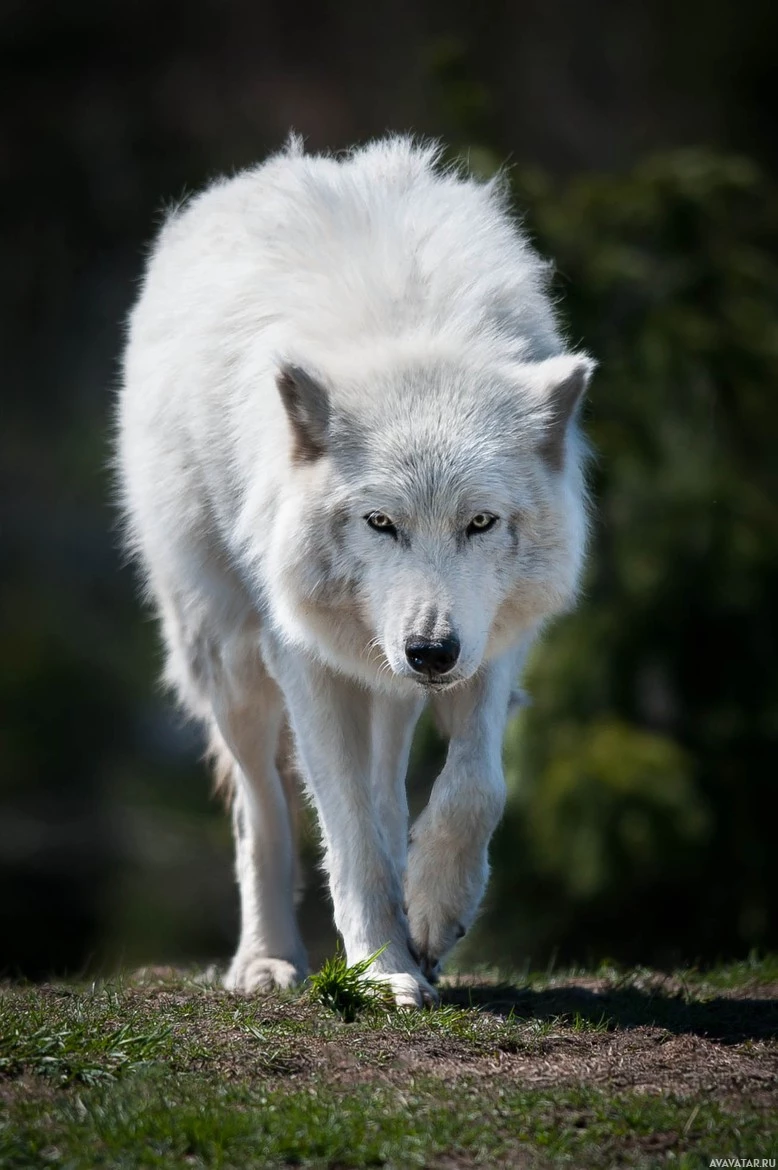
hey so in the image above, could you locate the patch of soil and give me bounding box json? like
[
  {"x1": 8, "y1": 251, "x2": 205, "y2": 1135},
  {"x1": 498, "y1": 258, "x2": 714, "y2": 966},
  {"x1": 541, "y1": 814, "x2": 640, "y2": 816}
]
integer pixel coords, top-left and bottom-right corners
[
  {"x1": 115, "y1": 971, "x2": 778, "y2": 1107},
  {"x1": 17, "y1": 969, "x2": 767, "y2": 1111},
  {"x1": 306, "y1": 1022, "x2": 777, "y2": 1107}
]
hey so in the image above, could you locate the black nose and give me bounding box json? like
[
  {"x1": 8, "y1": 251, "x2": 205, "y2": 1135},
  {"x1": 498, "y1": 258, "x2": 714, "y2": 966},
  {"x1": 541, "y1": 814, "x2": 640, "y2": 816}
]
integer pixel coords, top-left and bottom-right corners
[{"x1": 405, "y1": 636, "x2": 460, "y2": 676}]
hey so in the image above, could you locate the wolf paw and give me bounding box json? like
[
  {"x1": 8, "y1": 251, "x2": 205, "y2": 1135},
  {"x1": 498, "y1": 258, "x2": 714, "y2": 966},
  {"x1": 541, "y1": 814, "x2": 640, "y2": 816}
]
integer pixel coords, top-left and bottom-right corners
[
  {"x1": 405, "y1": 817, "x2": 487, "y2": 980},
  {"x1": 407, "y1": 907, "x2": 468, "y2": 983},
  {"x1": 377, "y1": 970, "x2": 439, "y2": 1008},
  {"x1": 224, "y1": 954, "x2": 306, "y2": 993}
]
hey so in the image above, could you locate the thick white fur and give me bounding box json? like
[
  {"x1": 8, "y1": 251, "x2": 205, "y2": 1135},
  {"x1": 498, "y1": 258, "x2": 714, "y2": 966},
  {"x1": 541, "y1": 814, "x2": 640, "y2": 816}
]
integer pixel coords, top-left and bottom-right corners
[{"x1": 117, "y1": 136, "x2": 593, "y2": 1006}]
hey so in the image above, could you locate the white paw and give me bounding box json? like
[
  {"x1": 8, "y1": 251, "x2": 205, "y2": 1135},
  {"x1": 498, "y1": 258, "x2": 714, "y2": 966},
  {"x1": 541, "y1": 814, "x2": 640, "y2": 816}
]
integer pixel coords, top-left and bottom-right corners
[
  {"x1": 405, "y1": 818, "x2": 489, "y2": 978},
  {"x1": 406, "y1": 902, "x2": 470, "y2": 982},
  {"x1": 376, "y1": 970, "x2": 439, "y2": 1008},
  {"x1": 224, "y1": 953, "x2": 307, "y2": 993},
  {"x1": 354, "y1": 939, "x2": 439, "y2": 1007}
]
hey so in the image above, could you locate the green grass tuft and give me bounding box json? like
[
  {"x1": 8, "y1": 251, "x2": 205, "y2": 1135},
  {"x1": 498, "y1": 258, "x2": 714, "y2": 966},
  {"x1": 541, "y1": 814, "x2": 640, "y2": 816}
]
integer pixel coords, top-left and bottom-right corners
[{"x1": 307, "y1": 945, "x2": 394, "y2": 1021}]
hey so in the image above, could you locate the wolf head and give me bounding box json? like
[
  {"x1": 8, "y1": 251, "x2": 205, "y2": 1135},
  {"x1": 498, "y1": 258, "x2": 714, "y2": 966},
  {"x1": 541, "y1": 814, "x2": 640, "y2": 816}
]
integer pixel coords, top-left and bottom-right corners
[{"x1": 266, "y1": 352, "x2": 593, "y2": 695}]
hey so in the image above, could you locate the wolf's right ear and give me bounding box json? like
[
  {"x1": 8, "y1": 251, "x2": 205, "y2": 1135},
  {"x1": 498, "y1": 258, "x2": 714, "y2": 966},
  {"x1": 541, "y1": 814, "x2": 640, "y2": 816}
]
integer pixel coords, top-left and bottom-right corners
[{"x1": 276, "y1": 364, "x2": 331, "y2": 463}]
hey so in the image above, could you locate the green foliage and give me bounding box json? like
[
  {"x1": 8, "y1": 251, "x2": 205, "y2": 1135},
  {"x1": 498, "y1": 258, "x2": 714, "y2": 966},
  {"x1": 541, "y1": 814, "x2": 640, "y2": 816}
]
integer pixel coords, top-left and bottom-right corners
[
  {"x1": 521, "y1": 718, "x2": 708, "y2": 899},
  {"x1": 307, "y1": 946, "x2": 393, "y2": 1021},
  {"x1": 462, "y1": 148, "x2": 778, "y2": 965},
  {"x1": 677, "y1": 948, "x2": 778, "y2": 990}
]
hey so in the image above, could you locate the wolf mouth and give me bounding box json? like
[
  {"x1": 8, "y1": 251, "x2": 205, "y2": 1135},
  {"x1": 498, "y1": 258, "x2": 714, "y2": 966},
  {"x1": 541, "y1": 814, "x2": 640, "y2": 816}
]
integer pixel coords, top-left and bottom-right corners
[{"x1": 417, "y1": 676, "x2": 464, "y2": 693}]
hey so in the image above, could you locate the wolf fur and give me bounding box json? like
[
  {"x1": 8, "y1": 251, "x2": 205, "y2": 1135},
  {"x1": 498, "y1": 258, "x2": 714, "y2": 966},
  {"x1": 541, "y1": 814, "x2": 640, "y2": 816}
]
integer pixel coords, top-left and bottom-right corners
[{"x1": 117, "y1": 136, "x2": 593, "y2": 1006}]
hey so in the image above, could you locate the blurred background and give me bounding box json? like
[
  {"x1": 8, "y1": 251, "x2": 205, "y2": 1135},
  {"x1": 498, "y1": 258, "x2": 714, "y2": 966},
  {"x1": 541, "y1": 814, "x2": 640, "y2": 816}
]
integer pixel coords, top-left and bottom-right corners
[{"x1": 2, "y1": 0, "x2": 777, "y2": 980}]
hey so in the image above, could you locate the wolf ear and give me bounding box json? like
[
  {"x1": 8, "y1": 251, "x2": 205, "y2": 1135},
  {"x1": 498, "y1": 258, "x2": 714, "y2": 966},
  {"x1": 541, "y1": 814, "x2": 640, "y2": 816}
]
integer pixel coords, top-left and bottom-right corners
[
  {"x1": 276, "y1": 364, "x2": 331, "y2": 463},
  {"x1": 523, "y1": 354, "x2": 595, "y2": 470}
]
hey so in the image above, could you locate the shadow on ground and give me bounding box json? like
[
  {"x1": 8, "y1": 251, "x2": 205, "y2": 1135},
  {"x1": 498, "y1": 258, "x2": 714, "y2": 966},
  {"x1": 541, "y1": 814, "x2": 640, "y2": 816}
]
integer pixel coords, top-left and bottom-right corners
[{"x1": 441, "y1": 980, "x2": 778, "y2": 1043}]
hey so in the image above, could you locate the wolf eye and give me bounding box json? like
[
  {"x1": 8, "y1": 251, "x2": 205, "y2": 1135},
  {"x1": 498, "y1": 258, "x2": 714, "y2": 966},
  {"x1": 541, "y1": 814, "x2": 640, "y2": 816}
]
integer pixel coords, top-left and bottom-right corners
[
  {"x1": 365, "y1": 511, "x2": 398, "y2": 538},
  {"x1": 466, "y1": 513, "x2": 497, "y2": 536}
]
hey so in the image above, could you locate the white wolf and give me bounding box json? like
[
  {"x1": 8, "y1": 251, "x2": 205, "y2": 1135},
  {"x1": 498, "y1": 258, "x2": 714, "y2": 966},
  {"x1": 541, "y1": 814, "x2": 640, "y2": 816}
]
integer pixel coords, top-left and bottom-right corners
[{"x1": 117, "y1": 136, "x2": 593, "y2": 1006}]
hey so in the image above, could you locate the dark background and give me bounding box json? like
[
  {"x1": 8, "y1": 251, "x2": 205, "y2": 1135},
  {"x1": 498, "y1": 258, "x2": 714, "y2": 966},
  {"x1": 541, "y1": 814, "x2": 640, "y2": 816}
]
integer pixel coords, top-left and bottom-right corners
[{"x1": 2, "y1": 0, "x2": 776, "y2": 979}]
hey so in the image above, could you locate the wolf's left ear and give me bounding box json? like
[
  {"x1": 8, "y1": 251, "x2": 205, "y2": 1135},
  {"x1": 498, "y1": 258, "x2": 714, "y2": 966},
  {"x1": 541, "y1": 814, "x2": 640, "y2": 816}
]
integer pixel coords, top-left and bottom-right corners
[
  {"x1": 523, "y1": 354, "x2": 595, "y2": 470},
  {"x1": 276, "y1": 364, "x2": 331, "y2": 463}
]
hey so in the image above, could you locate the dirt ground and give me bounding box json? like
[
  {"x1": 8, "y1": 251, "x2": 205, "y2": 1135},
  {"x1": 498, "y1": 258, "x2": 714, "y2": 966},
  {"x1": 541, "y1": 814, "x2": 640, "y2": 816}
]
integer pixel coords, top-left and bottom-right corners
[{"x1": 124, "y1": 965, "x2": 778, "y2": 1106}]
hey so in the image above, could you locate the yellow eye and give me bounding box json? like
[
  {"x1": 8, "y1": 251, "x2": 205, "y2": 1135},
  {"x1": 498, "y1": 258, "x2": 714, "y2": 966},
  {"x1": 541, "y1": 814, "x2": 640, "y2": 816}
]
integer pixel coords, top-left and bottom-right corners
[
  {"x1": 366, "y1": 512, "x2": 398, "y2": 537},
  {"x1": 466, "y1": 513, "x2": 497, "y2": 536}
]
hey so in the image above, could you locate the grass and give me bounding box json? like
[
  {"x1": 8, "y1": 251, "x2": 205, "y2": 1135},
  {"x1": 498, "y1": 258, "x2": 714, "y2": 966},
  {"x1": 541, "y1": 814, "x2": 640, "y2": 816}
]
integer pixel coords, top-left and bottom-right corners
[
  {"x1": 0, "y1": 985, "x2": 178, "y2": 1087},
  {"x1": 2, "y1": 1068, "x2": 769, "y2": 1169},
  {"x1": 307, "y1": 945, "x2": 393, "y2": 1021},
  {"x1": 0, "y1": 956, "x2": 776, "y2": 1168}
]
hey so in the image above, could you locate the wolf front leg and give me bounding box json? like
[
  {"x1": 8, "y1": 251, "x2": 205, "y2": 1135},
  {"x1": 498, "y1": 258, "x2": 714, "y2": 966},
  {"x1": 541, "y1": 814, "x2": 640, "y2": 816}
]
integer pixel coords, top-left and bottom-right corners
[
  {"x1": 206, "y1": 641, "x2": 308, "y2": 994},
  {"x1": 405, "y1": 644, "x2": 528, "y2": 981},
  {"x1": 261, "y1": 636, "x2": 435, "y2": 1006},
  {"x1": 370, "y1": 691, "x2": 427, "y2": 875}
]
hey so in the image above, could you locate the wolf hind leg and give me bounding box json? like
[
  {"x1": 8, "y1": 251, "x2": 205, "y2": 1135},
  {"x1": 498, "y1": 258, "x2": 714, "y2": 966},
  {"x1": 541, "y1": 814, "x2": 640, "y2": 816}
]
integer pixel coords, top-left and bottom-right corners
[{"x1": 275, "y1": 715, "x2": 306, "y2": 908}]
